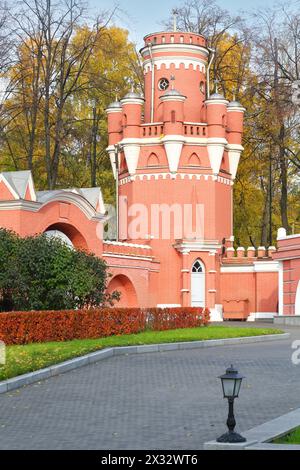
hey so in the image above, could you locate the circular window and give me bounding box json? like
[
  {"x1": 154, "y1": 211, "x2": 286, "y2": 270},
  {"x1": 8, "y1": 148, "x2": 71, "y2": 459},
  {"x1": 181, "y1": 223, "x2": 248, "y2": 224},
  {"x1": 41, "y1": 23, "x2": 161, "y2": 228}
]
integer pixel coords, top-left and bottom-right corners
[{"x1": 158, "y1": 78, "x2": 169, "y2": 91}]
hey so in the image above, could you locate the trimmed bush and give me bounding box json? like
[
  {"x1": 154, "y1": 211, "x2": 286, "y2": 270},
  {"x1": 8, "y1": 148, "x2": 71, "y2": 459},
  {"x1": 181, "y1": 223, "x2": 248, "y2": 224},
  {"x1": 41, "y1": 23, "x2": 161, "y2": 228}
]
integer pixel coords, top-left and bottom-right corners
[
  {"x1": 0, "y1": 228, "x2": 118, "y2": 312},
  {"x1": 146, "y1": 307, "x2": 210, "y2": 331},
  {"x1": 0, "y1": 307, "x2": 210, "y2": 345}
]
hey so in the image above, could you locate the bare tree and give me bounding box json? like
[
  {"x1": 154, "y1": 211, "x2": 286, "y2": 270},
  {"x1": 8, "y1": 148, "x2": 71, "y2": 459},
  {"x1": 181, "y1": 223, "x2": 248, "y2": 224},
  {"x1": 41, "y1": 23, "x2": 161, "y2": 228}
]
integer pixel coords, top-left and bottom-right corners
[
  {"x1": 6, "y1": 0, "x2": 112, "y2": 188},
  {"x1": 162, "y1": 0, "x2": 251, "y2": 96},
  {"x1": 251, "y1": 3, "x2": 300, "y2": 232}
]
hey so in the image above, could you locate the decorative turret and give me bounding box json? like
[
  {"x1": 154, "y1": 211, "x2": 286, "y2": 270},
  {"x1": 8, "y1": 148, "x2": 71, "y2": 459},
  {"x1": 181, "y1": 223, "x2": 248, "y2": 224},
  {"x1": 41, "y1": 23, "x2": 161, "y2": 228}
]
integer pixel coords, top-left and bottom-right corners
[
  {"x1": 160, "y1": 88, "x2": 186, "y2": 174},
  {"x1": 106, "y1": 27, "x2": 246, "y2": 249},
  {"x1": 160, "y1": 89, "x2": 186, "y2": 135},
  {"x1": 106, "y1": 100, "x2": 122, "y2": 146},
  {"x1": 120, "y1": 91, "x2": 144, "y2": 139},
  {"x1": 106, "y1": 100, "x2": 123, "y2": 179},
  {"x1": 226, "y1": 99, "x2": 246, "y2": 180},
  {"x1": 140, "y1": 31, "x2": 208, "y2": 123},
  {"x1": 205, "y1": 91, "x2": 229, "y2": 175},
  {"x1": 119, "y1": 91, "x2": 144, "y2": 177}
]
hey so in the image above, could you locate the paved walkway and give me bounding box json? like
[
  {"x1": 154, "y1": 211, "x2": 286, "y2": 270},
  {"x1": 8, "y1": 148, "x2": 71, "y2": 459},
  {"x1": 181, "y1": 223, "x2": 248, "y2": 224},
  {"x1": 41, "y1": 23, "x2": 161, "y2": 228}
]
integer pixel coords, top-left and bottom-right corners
[{"x1": 0, "y1": 324, "x2": 299, "y2": 450}]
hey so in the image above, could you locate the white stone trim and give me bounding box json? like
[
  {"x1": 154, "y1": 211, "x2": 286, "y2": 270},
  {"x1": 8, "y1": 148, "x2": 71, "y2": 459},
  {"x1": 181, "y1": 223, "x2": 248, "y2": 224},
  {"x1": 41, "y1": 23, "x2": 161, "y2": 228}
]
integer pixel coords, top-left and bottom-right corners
[
  {"x1": 119, "y1": 173, "x2": 231, "y2": 185},
  {"x1": 221, "y1": 262, "x2": 279, "y2": 274},
  {"x1": 205, "y1": 99, "x2": 229, "y2": 106},
  {"x1": 221, "y1": 266, "x2": 254, "y2": 273},
  {"x1": 160, "y1": 95, "x2": 186, "y2": 102},
  {"x1": 106, "y1": 108, "x2": 122, "y2": 114},
  {"x1": 0, "y1": 193, "x2": 104, "y2": 220},
  {"x1": 0, "y1": 174, "x2": 19, "y2": 199},
  {"x1": 184, "y1": 122, "x2": 207, "y2": 126},
  {"x1": 162, "y1": 138, "x2": 184, "y2": 173},
  {"x1": 227, "y1": 145, "x2": 244, "y2": 180},
  {"x1": 295, "y1": 280, "x2": 300, "y2": 315},
  {"x1": 143, "y1": 122, "x2": 164, "y2": 126},
  {"x1": 209, "y1": 250, "x2": 217, "y2": 256},
  {"x1": 278, "y1": 261, "x2": 284, "y2": 316},
  {"x1": 141, "y1": 43, "x2": 209, "y2": 57},
  {"x1": 210, "y1": 304, "x2": 223, "y2": 322},
  {"x1": 157, "y1": 304, "x2": 181, "y2": 308},
  {"x1": 247, "y1": 312, "x2": 276, "y2": 322},
  {"x1": 0, "y1": 200, "x2": 39, "y2": 211},
  {"x1": 175, "y1": 240, "x2": 221, "y2": 252},
  {"x1": 120, "y1": 98, "x2": 144, "y2": 106},
  {"x1": 227, "y1": 106, "x2": 246, "y2": 113},
  {"x1": 278, "y1": 232, "x2": 300, "y2": 241},
  {"x1": 142, "y1": 49, "x2": 207, "y2": 72},
  {"x1": 122, "y1": 142, "x2": 141, "y2": 176},
  {"x1": 253, "y1": 261, "x2": 279, "y2": 272},
  {"x1": 120, "y1": 135, "x2": 225, "y2": 148}
]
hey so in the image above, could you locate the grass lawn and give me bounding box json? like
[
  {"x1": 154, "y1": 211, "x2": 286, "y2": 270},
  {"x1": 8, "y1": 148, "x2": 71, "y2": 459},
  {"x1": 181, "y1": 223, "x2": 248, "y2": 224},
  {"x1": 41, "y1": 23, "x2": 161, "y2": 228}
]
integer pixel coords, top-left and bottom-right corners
[
  {"x1": 273, "y1": 427, "x2": 300, "y2": 445},
  {"x1": 0, "y1": 326, "x2": 283, "y2": 381}
]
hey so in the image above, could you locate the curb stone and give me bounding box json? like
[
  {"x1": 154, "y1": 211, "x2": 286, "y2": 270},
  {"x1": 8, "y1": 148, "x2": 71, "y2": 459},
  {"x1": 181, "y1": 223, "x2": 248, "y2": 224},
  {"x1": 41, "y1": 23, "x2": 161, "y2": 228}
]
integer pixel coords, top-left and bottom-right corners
[
  {"x1": 204, "y1": 405, "x2": 300, "y2": 450},
  {"x1": 0, "y1": 333, "x2": 290, "y2": 395}
]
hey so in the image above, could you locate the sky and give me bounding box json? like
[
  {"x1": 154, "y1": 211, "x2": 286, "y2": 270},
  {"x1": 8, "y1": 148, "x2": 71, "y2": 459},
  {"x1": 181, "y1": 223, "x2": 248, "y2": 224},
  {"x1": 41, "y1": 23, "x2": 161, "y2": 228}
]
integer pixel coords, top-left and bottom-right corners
[{"x1": 89, "y1": 0, "x2": 278, "y2": 46}]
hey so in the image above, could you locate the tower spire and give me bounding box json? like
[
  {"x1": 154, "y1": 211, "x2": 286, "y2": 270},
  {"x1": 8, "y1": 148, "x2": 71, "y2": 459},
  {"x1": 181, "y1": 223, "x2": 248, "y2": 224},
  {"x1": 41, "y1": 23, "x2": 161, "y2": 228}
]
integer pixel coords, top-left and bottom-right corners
[
  {"x1": 172, "y1": 9, "x2": 179, "y2": 32},
  {"x1": 214, "y1": 79, "x2": 220, "y2": 94}
]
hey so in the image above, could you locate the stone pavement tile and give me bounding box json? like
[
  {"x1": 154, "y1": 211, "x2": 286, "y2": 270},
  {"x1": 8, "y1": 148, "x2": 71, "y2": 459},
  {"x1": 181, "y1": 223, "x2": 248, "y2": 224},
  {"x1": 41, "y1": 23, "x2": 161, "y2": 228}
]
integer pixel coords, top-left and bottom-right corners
[{"x1": 0, "y1": 335, "x2": 299, "y2": 450}]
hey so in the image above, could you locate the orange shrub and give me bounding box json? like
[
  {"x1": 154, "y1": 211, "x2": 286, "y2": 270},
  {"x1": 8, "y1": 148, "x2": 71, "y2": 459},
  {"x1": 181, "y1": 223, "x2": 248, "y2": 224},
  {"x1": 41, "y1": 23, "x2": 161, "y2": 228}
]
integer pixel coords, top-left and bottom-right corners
[
  {"x1": 145, "y1": 307, "x2": 210, "y2": 331},
  {"x1": 0, "y1": 307, "x2": 210, "y2": 345}
]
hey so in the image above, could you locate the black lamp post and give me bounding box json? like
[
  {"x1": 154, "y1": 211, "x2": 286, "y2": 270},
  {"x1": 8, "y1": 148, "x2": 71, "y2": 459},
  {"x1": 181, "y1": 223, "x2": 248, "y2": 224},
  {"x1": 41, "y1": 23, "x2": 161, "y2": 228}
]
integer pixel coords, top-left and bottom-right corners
[{"x1": 217, "y1": 365, "x2": 246, "y2": 443}]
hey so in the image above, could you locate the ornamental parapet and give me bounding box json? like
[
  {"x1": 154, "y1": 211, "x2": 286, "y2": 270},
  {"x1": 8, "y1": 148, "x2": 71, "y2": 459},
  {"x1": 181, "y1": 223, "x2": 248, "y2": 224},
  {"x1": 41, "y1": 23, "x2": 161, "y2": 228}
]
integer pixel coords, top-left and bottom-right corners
[{"x1": 223, "y1": 245, "x2": 277, "y2": 262}]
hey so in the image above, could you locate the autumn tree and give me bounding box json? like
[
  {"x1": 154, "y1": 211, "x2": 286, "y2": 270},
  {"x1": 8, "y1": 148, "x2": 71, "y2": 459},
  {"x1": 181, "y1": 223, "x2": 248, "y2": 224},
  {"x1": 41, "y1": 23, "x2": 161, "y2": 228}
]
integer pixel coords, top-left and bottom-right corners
[{"x1": 0, "y1": 1, "x2": 140, "y2": 199}]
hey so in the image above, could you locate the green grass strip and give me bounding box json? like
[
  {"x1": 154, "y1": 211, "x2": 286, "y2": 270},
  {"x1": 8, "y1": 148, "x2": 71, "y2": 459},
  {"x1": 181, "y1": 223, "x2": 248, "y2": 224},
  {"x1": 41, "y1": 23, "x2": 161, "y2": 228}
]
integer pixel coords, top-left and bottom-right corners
[
  {"x1": 0, "y1": 326, "x2": 283, "y2": 381},
  {"x1": 273, "y1": 427, "x2": 300, "y2": 445}
]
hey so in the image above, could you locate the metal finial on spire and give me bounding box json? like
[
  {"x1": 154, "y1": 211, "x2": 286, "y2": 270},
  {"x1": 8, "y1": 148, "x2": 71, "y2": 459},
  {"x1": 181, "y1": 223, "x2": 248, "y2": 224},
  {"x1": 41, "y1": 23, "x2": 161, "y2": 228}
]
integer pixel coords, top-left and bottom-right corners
[
  {"x1": 172, "y1": 9, "x2": 179, "y2": 32},
  {"x1": 170, "y1": 75, "x2": 175, "y2": 90},
  {"x1": 214, "y1": 79, "x2": 220, "y2": 93}
]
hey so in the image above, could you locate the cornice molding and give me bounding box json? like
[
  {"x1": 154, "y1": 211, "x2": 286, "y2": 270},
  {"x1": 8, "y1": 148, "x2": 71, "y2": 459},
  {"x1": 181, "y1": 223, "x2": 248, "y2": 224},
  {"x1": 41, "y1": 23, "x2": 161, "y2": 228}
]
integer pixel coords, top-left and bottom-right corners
[{"x1": 0, "y1": 192, "x2": 105, "y2": 221}]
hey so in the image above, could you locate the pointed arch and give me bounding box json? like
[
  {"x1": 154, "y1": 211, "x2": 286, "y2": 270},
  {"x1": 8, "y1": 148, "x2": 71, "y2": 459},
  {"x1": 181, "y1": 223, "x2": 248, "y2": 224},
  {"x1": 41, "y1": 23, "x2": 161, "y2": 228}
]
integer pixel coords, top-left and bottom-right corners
[
  {"x1": 188, "y1": 153, "x2": 201, "y2": 166},
  {"x1": 147, "y1": 153, "x2": 160, "y2": 167}
]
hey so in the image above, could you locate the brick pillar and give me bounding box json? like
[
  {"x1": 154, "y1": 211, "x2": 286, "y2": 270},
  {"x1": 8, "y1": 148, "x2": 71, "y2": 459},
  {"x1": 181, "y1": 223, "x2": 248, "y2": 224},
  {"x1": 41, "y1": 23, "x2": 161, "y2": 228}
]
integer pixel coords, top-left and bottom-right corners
[
  {"x1": 207, "y1": 250, "x2": 217, "y2": 309},
  {"x1": 181, "y1": 250, "x2": 190, "y2": 307}
]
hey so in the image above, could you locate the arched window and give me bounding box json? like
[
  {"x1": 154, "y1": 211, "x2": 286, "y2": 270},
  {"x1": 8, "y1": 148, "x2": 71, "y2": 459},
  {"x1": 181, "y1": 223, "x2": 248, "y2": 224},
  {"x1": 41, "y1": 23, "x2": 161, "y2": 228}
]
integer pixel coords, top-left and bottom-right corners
[
  {"x1": 192, "y1": 260, "x2": 203, "y2": 272},
  {"x1": 123, "y1": 114, "x2": 127, "y2": 127},
  {"x1": 171, "y1": 110, "x2": 176, "y2": 123}
]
